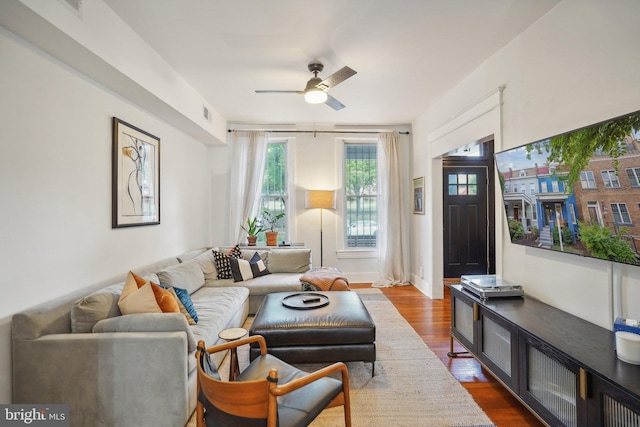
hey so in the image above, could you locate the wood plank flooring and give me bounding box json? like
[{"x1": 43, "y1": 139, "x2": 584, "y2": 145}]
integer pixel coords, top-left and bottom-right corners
[{"x1": 350, "y1": 283, "x2": 545, "y2": 427}]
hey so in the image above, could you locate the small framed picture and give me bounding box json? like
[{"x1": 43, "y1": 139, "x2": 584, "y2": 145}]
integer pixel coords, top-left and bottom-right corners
[
  {"x1": 112, "y1": 117, "x2": 160, "y2": 228},
  {"x1": 413, "y1": 177, "x2": 425, "y2": 215}
]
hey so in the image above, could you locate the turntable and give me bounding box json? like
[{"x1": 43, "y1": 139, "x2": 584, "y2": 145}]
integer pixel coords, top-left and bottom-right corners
[{"x1": 460, "y1": 275, "x2": 524, "y2": 301}]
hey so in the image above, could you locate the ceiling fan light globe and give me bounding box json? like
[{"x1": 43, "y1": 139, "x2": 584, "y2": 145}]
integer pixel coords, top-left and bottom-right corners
[{"x1": 305, "y1": 89, "x2": 327, "y2": 104}]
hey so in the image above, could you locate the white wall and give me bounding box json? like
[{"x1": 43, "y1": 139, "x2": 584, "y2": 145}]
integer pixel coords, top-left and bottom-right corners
[
  {"x1": 412, "y1": 0, "x2": 640, "y2": 328},
  {"x1": 0, "y1": 28, "x2": 215, "y2": 403}
]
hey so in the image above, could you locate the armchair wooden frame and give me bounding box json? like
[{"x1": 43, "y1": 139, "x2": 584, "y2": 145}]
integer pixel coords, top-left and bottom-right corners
[{"x1": 196, "y1": 336, "x2": 351, "y2": 427}]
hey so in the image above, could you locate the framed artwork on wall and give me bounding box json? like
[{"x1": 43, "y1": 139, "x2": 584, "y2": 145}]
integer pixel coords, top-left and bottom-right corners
[
  {"x1": 413, "y1": 176, "x2": 425, "y2": 214},
  {"x1": 112, "y1": 117, "x2": 160, "y2": 228}
]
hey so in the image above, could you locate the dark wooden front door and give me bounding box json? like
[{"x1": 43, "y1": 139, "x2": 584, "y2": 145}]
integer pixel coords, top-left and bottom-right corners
[{"x1": 443, "y1": 165, "x2": 490, "y2": 278}]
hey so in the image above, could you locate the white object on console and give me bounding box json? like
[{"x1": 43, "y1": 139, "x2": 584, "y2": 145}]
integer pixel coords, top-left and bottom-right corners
[{"x1": 616, "y1": 331, "x2": 640, "y2": 365}]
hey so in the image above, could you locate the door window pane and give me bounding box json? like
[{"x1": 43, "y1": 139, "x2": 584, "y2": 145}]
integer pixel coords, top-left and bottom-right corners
[{"x1": 448, "y1": 173, "x2": 478, "y2": 196}]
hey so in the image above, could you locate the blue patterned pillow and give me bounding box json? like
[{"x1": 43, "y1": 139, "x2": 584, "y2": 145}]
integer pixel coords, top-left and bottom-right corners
[{"x1": 172, "y1": 286, "x2": 198, "y2": 323}]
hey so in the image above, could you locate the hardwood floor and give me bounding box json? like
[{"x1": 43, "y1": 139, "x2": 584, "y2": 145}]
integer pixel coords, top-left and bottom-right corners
[{"x1": 350, "y1": 283, "x2": 545, "y2": 427}]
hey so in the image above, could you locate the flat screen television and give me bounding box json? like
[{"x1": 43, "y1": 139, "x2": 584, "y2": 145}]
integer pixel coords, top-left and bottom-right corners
[{"x1": 494, "y1": 109, "x2": 640, "y2": 266}]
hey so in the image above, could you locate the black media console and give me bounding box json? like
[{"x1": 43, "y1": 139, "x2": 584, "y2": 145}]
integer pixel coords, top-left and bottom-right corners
[{"x1": 449, "y1": 284, "x2": 640, "y2": 427}]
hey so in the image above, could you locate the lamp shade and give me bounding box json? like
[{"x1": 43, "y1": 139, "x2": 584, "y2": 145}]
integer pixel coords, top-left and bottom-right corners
[{"x1": 305, "y1": 190, "x2": 336, "y2": 209}]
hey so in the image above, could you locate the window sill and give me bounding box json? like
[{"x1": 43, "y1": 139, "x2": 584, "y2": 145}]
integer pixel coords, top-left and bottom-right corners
[{"x1": 336, "y1": 249, "x2": 377, "y2": 259}]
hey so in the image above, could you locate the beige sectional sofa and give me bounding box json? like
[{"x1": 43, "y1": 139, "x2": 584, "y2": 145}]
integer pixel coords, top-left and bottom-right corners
[{"x1": 12, "y1": 246, "x2": 311, "y2": 427}]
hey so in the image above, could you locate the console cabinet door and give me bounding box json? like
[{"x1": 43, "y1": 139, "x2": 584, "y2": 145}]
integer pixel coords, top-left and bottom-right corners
[
  {"x1": 587, "y1": 373, "x2": 640, "y2": 427},
  {"x1": 518, "y1": 331, "x2": 588, "y2": 427},
  {"x1": 477, "y1": 306, "x2": 519, "y2": 390},
  {"x1": 450, "y1": 288, "x2": 476, "y2": 352}
]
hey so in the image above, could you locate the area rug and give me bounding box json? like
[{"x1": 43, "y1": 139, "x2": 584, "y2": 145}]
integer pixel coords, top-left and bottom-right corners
[{"x1": 187, "y1": 288, "x2": 494, "y2": 427}]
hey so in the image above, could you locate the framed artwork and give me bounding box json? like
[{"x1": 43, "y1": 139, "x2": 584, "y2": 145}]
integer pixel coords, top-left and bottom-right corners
[
  {"x1": 413, "y1": 176, "x2": 425, "y2": 214},
  {"x1": 112, "y1": 117, "x2": 160, "y2": 228}
]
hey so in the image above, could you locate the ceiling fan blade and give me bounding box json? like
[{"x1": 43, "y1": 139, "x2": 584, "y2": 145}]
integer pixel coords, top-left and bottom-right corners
[
  {"x1": 325, "y1": 94, "x2": 345, "y2": 111},
  {"x1": 255, "y1": 90, "x2": 303, "y2": 94},
  {"x1": 317, "y1": 66, "x2": 357, "y2": 90}
]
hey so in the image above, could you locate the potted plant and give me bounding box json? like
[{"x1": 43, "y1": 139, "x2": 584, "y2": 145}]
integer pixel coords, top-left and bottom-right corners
[
  {"x1": 262, "y1": 209, "x2": 285, "y2": 246},
  {"x1": 241, "y1": 217, "x2": 264, "y2": 246}
]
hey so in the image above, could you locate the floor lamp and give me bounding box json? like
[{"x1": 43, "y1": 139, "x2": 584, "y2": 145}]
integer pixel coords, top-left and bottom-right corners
[{"x1": 305, "y1": 190, "x2": 336, "y2": 267}]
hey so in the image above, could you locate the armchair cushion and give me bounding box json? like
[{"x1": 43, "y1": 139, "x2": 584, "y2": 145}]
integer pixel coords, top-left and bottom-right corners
[{"x1": 239, "y1": 354, "x2": 343, "y2": 427}]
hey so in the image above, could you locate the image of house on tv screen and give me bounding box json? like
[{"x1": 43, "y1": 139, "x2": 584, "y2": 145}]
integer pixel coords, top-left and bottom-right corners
[{"x1": 495, "y1": 110, "x2": 640, "y2": 266}]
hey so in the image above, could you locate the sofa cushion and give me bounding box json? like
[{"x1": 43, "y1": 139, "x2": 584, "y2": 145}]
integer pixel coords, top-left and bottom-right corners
[
  {"x1": 157, "y1": 261, "x2": 205, "y2": 295},
  {"x1": 71, "y1": 283, "x2": 124, "y2": 333},
  {"x1": 190, "y1": 286, "x2": 250, "y2": 348},
  {"x1": 192, "y1": 250, "x2": 218, "y2": 283},
  {"x1": 268, "y1": 249, "x2": 311, "y2": 273},
  {"x1": 118, "y1": 272, "x2": 163, "y2": 315},
  {"x1": 92, "y1": 313, "x2": 197, "y2": 353}
]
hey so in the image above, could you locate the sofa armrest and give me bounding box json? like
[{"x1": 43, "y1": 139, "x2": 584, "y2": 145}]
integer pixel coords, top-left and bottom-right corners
[
  {"x1": 92, "y1": 313, "x2": 196, "y2": 352},
  {"x1": 13, "y1": 332, "x2": 190, "y2": 427}
]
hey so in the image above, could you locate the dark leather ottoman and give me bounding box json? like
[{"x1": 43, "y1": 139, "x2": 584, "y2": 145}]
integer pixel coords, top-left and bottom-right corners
[{"x1": 249, "y1": 291, "x2": 376, "y2": 372}]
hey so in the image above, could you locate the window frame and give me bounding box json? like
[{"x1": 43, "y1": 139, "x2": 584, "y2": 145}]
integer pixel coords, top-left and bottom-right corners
[
  {"x1": 343, "y1": 141, "x2": 378, "y2": 249},
  {"x1": 580, "y1": 171, "x2": 597, "y2": 189},
  {"x1": 611, "y1": 202, "x2": 632, "y2": 225},
  {"x1": 259, "y1": 138, "x2": 293, "y2": 244},
  {"x1": 626, "y1": 167, "x2": 640, "y2": 187},
  {"x1": 335, "y1": 139, "x2": 379, "y2": 256},
  {"x1": 601, "y1": 170, "x2": 621, "y2": 188}
]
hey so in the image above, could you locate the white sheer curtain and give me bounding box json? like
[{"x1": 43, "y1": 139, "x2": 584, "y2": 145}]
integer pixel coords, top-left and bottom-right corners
[
  {"x1": 228, "y1": 131, "x2": 268, "y2": 244},
  {"x1": 373, "y1": 131, "x2": 410, "y2": 287}
]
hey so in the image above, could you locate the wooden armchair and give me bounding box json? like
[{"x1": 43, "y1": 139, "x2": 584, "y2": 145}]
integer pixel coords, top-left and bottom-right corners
[{"x1": 195, "y1": 336, "x2": 351, "y2": 427}]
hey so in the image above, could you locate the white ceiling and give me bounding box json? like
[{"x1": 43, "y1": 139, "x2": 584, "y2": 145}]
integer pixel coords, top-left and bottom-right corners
[{"x1": 103, "y1": 0, "x2": 560, "y2": 126}]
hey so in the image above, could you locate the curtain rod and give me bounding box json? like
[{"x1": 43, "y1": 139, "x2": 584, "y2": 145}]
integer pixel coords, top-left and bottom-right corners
[{"x1": 227, "y1": 129, "x2": 410, "y2": 135}]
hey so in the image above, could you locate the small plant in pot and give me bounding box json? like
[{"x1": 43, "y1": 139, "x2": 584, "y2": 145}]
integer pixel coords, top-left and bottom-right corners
[
  {"x1": 262, "y1": 209, "x2": 285, "y2": 246},
  {"x1": 241, "y1": 217, "x2": 264, "y2": 246}
]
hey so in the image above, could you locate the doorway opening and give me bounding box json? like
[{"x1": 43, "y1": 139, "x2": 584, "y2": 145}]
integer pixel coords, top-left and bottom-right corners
[{"x1": 442, "y1": 138, "x2": 496, "y2": 279}]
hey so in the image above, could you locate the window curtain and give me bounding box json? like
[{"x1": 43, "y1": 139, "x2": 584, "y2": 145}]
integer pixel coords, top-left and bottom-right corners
[
  {"x1": 373, "y1": 131, "x2": 410, "y2": 287},
  {"x1": 228, "y1": 131, "x2": 268, "y2": 244}
]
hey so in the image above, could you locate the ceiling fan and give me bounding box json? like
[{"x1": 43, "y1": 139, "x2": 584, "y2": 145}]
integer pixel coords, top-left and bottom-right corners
[{"x1": 255, "y1": 62, "x2": 357, "y2": 110}]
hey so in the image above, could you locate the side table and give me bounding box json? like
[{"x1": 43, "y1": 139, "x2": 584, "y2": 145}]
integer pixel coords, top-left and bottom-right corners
[{"x1": 218, "y1": 327, "x2": 247, "y2": 381}]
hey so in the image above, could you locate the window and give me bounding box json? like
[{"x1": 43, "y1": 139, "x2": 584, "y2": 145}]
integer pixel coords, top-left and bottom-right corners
[
  {"x1": 602, "y1": 170, "x2": 621, "y2": 188},
  {"x1": 540, "y1": 182, "x2": 548, "y2": 193},
  {"x1": 611, "y1": 203, "x2": 631, "y2": 224},
  {"x1": 569, "y1": 204, "x2": 577, "y2": 224},
  {"x1": 345, "y1": 143, "x2": 377, "y2": 248},
  {"x1": 520, "y1": 184, "x2": 526, "y2": 193},
  {"x1": 530, "y1": 183, "x2": 535, "y2": 196},
  {"x1": 626, "y1": 168, "x2": 640, "y2": 187},
  {"x1": 448, "y1": 173, "x2": 478, "y2": 196},
  {"x1": 260, "y1": 141, "x2": 288, "y2": 243},
  {"x1": 552, "y1": 180, "x2": 559, "y2": 193},
  {"x1": 580, "y1": 171, "x2": 596, "y2": 189}
]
